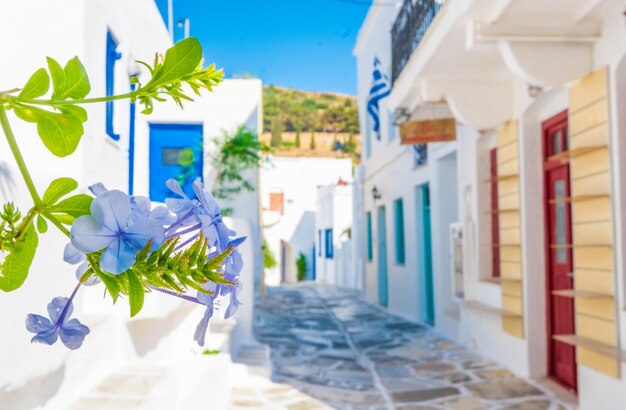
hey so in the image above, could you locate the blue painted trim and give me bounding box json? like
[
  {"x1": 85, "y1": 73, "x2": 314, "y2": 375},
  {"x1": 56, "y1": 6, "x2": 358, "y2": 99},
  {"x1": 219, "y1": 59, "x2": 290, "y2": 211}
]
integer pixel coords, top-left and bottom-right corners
[
  {"x1": 128, "y1": 81, "x2": 137, "y2": 195},
  {"x1": 106, "y1": 30, "x2": 122, "y2": 141}
]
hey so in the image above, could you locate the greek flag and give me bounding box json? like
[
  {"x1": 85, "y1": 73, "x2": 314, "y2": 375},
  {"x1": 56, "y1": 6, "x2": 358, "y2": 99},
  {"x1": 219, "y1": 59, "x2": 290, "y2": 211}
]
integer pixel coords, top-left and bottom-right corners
[{"x1": 367, "y1": 58, "x2": 391, "y2": 141}]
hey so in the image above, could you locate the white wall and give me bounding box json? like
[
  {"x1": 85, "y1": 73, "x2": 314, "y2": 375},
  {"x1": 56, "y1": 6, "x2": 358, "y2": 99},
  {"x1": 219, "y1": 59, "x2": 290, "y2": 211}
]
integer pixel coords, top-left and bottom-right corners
[
  {"x1": 261, "y1": 157, "x2": 352, "y2": 285},
  {"x1": 315, "y1": 183, "x2": 353, "y2": 285}
]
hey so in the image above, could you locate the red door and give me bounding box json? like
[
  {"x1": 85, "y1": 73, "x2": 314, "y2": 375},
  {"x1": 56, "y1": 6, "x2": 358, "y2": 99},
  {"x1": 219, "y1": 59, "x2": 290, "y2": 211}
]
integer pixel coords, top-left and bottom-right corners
[{"x1": 543, "y1": 111, "x2": 577, "y2": 392}]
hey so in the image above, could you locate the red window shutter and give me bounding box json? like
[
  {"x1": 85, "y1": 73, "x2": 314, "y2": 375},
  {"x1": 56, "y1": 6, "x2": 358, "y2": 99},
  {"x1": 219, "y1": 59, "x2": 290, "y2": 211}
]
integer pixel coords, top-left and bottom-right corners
[{"x1": 269, "y1": 192, "x2": 284, "y2": 215}]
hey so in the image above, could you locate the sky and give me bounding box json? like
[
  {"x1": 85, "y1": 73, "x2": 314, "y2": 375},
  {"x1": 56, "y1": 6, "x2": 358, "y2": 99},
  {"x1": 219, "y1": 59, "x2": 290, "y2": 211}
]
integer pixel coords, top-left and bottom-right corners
[{"x1": 154, "y1": 0, "x2": 373, "y2": 95}]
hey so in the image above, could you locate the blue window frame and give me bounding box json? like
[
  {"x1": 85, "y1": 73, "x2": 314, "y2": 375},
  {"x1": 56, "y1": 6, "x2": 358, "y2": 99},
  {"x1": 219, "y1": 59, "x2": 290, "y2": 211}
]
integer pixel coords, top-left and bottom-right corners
[
  {"x1": 324, "y1": 228, "x2": 333, "y2": 259},
  {"x1": 367, "y1": 211, "x2": 373, "y2": 261},
  {"x1": 394, "y1": 198, "x2": 405, "y2": 264},
  {"x1": 106, "y1": 30, "x2": 122, "y2": 140}
]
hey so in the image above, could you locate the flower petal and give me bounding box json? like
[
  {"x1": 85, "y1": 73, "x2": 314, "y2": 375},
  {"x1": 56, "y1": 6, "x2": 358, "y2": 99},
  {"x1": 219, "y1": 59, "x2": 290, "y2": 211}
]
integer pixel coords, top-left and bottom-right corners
[
  {"x1": 31, "y1": 327, "x2": 59, "y2": 346},
  {"x1": 63, "y1": 243, "x2": 85, "y2": 265},
  {"x1": 125, "y1": 219, "x2": 165, "y2": 251},
  {"x1": 88, "y1": 183, "x2": 108, "y2": 196},
  {"x1": 149, "y1": 206, "x2": 176, "y2": 225},
  {"x1": 129, "y1": 196, "x2": 151, "y2": 225},
  {"x1": 193, "y1": 307, "x2": 213, "y2": 347},
  {"x1": 193, "y1": 178, "x2": 220, "y2": 216},
  {"x1": 100, "y1": 240, "x2": 137, "y2": 274},
  {"x1": 91, "y1": 190, "x2": 131, "y2": 231},
  {"x1": 25, "y1": 314, "x2": 53, "y2": 333},
  {"x1": 60, "y1": 319, "x2": 90, "y2": 350},
  {"x1": 75, "y1": 262, "x2": 100, "y2": 286},
  {"x1": 48, "y1": 296, "x2": 71, "y2": 323},
  {"x1": 166, "y1": 178, "x2": 187, "y2": 198},
  {"x1": 70, "y1": 215, "x2": 116, "y2": 253}
]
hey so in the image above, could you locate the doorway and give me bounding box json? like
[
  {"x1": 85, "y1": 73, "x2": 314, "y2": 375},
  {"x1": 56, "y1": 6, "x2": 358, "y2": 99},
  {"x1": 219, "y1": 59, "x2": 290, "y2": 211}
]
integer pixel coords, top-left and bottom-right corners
[
  {"x1": 377, "y1": 205, "x2": 388, "y2": 307},
  {"x1": 149, "y1": 123, "x2": 203, "y2": 202},
  {"x1": 543, "y1": 111, "x2": 577, "y2": 392},
  {"x1": 417, "y1": 184, "x2": 435, "y2": 325}
]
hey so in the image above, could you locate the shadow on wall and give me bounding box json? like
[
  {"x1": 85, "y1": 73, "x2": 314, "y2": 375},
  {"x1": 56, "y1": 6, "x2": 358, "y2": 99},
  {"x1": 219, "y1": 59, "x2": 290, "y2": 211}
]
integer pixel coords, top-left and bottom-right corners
[
  {"x1": 0, "y1": 365, "x2": 65, "y2": 410},
  {"x1": 0, "y1": 159, "x2": 17, "y2": 200},
  {"x1": 126, "y1": 302, "x2": 196, "y2": 357},
  {"x1": 288, "y1": 211, "x2": 316, "y2": 279}
]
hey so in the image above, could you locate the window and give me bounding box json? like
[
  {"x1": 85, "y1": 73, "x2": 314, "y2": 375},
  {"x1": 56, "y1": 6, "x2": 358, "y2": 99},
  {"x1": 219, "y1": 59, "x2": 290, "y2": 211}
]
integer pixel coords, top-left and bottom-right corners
[
  {"x1": 490, "y1": 148, "x2": 500, "y2": 277},
  {"x1": 367, "y1": 212, "x2": 373, "y2": 261},
  {"x1": 269, "y1": 192, "x2": 284, "y2": 214},
  {"x1": 318, "y1": 230, "x2": 322, "y2": 256},
  {"x1": 106, "y1": 30, "x2": 122, "y2": 140},
  {"x1": 393, "y1": 198, "x2": 405, "y2": 264},
  {"x1": 413, "y1": 144, "x2": 427, "y2": 167},
  {"x1": 324, "y1": 228, "x2": 333, "y2": 259}
]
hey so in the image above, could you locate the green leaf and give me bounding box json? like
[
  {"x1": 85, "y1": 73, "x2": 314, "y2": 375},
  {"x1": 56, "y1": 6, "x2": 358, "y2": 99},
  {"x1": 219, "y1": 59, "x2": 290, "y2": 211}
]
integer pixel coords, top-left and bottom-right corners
[
  {"x1": 147, "y1": 38, "x2": 202, "y2": 87},
  {"x1": 56, "y1": 56, "x2": 90, "y2": 100},
  {"x1": 97, "y1": 271, "x2": 120, "y2": 303},
  {"x1": 13, "y1": 105, "x2": 41, "y2": 123},
  {"x1": 36, "y1": 215, "x2": 48, "y2": 234},
  {"x1": 48, "y1": 194, "x2": 93, "y2": 217},
  {"x1": 0, "y1": 225, "x2": 38, "y2": 292},
  {"x1": 42, "y1": 177, "x2": 78, "y2": 205},
  {"x1": 127, "y1": 269, "x2": 145, "y2": 317},
  {"x1": 18, "y1": 68, "x2": 50, "y2": 100},
  {"x1": 52, "y1": 213, "x2": 75, "y2": 225},
  {"x1": 60, "y1": 105, "x2": 87, "y2": 123},
  {"x1": 35, "y1": 109, "x2": 84, "y2": 157},
  {"x1": 47, "y1": 57, "x2": 66, "y2": 99}
]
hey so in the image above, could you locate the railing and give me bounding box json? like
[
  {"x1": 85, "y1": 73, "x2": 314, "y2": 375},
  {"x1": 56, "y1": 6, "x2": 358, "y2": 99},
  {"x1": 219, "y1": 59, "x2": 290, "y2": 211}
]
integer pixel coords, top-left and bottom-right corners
[{"x1": 391, "y1": 0, "x2": 443, "y2": 84}]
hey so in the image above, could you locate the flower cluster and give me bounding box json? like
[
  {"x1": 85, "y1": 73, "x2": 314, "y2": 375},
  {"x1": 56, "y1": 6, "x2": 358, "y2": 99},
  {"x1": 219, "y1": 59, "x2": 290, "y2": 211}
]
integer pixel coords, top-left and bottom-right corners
[{"x1": 26, "y1": 178, "x2": 244, "y2": 349}]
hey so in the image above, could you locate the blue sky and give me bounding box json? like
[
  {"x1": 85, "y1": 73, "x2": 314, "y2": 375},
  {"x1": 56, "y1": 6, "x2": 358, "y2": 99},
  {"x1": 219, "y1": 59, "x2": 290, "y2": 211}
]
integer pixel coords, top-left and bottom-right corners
[{"x1": 154, "y1": 0, "x2": 372, "y2": 95}]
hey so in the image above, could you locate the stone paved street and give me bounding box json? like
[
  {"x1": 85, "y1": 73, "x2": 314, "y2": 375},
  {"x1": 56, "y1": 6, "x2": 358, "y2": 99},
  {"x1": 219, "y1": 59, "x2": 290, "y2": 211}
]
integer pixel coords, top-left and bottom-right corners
[{"x1": 254, "y1": 285, "x2": 576, "y2": 410}]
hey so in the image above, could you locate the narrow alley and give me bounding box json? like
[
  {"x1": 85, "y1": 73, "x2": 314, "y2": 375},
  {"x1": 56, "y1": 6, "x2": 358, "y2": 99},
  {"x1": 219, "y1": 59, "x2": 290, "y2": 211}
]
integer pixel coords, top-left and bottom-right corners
[{"x1": 253, "y1": 285, "x2": 574, "y2": 410}]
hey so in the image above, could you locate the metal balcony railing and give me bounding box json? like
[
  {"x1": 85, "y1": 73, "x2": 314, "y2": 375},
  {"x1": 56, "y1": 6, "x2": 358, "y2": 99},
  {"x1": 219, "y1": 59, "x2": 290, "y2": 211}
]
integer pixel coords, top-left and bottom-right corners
[{"x1": 391, "y1": 0, "x2": 443, "y2": 84}]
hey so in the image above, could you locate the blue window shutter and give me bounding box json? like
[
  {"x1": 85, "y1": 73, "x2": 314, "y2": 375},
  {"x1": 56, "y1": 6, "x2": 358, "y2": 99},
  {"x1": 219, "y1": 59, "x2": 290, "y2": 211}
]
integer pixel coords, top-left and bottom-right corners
[
  {"x1": 394, "y1": 198, "x2": 405, "y2": 264},
  {"x1": 367, "y1": 212, "x2": 373, "y2": 261},
  {"x1": 325, "y1": 229, "x2": 333, "y2": 259},
  {"x1": 106, "y1": 31, "x2": 122, "y2": 140},
  {"x1": 318, "y1": 230, "x2": 322, "y2": 256}
]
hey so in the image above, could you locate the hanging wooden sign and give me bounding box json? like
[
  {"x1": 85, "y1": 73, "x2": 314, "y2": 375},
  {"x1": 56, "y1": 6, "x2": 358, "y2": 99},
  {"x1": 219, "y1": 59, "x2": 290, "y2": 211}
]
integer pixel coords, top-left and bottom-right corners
[{"x1": 400, "y1": 118, "x2": 456, "y2": 145}]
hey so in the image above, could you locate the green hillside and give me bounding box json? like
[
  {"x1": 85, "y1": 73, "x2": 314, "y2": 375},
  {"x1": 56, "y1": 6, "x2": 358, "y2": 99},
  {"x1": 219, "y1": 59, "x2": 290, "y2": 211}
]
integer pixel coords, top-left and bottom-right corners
[{"x1": 263, "y1": 86, "x2": 359, "y2": 135}]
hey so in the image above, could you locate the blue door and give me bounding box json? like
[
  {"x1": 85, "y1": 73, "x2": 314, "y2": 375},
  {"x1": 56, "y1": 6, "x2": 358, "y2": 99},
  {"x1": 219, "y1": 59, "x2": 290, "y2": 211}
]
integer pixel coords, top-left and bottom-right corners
[
  {"x1": 377, "y1": 205, "x2": 388, "y2": 307},
  {"x1": 149, "y1": 123, "x2": 203, "y2": 202},
  {"x1": 420, "y1": 184, "x2": 435, "y2": 325}
]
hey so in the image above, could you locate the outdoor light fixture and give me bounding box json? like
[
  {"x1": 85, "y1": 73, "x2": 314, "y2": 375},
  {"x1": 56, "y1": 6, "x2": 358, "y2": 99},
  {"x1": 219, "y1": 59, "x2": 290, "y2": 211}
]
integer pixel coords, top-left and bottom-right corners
[
  {"x1": 372, "y1": 186, "x2": 382, "y2": 201},
  {"x1": 393, "y1": 107, "x2": 411, "y2": 125}
]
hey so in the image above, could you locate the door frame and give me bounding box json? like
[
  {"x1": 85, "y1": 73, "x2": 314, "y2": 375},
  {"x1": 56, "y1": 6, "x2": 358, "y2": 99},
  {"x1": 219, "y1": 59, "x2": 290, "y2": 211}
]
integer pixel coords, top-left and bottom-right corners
[{"x1": 542, "y1": 110, "x2": 578, "y2": 393}]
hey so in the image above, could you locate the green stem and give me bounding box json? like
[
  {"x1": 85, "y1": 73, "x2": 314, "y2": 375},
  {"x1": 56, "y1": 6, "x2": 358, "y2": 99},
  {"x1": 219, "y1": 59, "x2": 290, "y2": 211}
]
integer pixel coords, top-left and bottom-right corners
[
  {"x1": 22, "y1": 92, "x2": 135, "y2": 106},
  {"x1": 43, "y1": 211, "x2": 70, "y2": 237},
  {"x1": 0, "y1": 106, "x2": 43, "y2": 207},
  {"x1": 15, "y1": 208, "x2": 37, "y2": 240}
]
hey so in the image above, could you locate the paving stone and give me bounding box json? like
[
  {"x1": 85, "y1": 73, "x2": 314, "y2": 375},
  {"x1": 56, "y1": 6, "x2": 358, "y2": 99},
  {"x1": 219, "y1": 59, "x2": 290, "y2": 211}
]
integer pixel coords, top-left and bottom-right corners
[
  {"x1": 462, "y1": 358, "x2": 498, "y2": 370},
  {"x1": 287, "y1": 400, "x2": 331, "y2": 410},
  {"x1": 390, "y1": 387, "x2": 460, "y2": 403},
  {"x1": 441, "y1": 397, "x2": 489, "y2": 410},
  {"x1": 475, "y1": 368, "x2": 514, "y2": 380},
  {"x1": 500, "y1": 400, "x2": 552, "y2": 410},
  {"x1": 433, "y1": 371, "x2": 472, "y2": 384},
  {"x1": 376, "y1": 364, "x2": 412, "y2": 378},
  {"x1": 465, "y1": 379, "x2": 544, "y2": 400},
  {"x1": 396, "y1": 406, "x2": 439, "y2": 410},
  {"x1": 411, "y1": 363, "x2": 456, "y2": 372}
]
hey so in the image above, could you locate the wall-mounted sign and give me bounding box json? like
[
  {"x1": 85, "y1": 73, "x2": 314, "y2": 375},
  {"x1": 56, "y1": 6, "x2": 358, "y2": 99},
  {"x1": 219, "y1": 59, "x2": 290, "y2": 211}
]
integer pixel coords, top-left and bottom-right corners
[{"x1": 400, "y1": 118, "x2": 456, "y2": 145}]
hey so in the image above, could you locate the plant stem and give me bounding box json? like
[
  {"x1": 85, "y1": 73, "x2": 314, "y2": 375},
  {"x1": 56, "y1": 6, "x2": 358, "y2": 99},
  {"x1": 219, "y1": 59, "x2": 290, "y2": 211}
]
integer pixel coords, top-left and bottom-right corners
[
  {"x1": 43, "y1": 211, "x2": 70, "y2": 237},
  {"x1": 0, "y1": 106, "x2": 43, "y2": 208},
  {"x1": 22, "y1": 92, "x2": 135, "y2": 106}
]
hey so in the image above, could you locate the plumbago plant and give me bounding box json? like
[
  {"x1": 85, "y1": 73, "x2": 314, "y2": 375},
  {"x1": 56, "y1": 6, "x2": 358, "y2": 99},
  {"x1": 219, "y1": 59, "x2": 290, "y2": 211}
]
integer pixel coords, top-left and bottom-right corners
[{"x1": 0, "y1": 38, "x2": 245, "y2": 350}]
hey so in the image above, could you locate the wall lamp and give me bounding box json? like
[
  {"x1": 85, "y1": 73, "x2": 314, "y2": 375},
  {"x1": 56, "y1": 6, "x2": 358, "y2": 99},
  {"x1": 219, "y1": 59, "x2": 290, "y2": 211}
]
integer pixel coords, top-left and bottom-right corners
[
  {"x1": 372, "y1": 186, "x2": 382, "y2": 201},
  {"x1": 393, "y1": 107, "x2": 411, "y2": 125}
]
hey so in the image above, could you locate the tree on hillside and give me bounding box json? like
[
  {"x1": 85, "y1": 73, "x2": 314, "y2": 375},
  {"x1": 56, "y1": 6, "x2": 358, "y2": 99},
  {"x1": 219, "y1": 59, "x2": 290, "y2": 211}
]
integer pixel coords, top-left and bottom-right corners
[
  {"x1": 310, "y1": 134, "x2": 316, "y2": 150},
  {"x1": 295, "y1": 120, "x2": 301, "y2": 148},
  {"x1": 270, "y1": 117, "x2": 283, "y2": 147}
]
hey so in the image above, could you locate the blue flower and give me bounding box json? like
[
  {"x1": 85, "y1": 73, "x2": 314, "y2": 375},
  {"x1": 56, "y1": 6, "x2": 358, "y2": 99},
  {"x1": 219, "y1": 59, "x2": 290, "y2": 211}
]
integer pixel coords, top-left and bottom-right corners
[
  {"x1": 63, "y1": 243, "x2": 100, "y2": 286},
  {"x1": 165, "y1": 178, "x2": 235, "y2": 251},
  {"x1": 224, "y1": 280, "x2": 242, "y2": 319},
  {"x1": 26, "y1": 295, "x2": 90, "y2": 350},
  {"x1": 70, "y1": 190, "x2": 165, "y2": 274},
  {"x1": 193, "y1": 282, "x2": 217, "y2": 347}
]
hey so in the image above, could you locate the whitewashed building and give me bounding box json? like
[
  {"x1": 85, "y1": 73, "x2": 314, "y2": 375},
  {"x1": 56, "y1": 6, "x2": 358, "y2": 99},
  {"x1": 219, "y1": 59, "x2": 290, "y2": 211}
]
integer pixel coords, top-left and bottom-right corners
[
  {"x1": 0, "y1": 1, "x2": 262, "y2": 408},
  {"x1": 354, "y1": 0, "x2": 626, "y2": 407},
  {"x1": 261, "y1": 157, "x2": 352, "y2": 285},
  {"x1": 315, "y1": 178, "x2": 353, "y2": 287}
]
